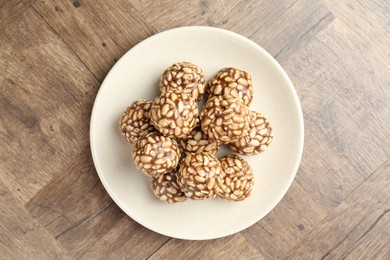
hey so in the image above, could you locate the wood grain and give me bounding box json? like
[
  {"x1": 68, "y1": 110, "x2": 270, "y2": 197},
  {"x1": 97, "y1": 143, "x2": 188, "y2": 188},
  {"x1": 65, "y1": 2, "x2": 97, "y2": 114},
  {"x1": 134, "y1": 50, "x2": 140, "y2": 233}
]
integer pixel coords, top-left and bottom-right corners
[
  {"x1": 0, "y1": 179, "x2": 68, "y2": 259},
  {"x1": 0, "y1": 0, "x2": 36, "y2": 31},
  {"x1": 130, "y1": 0, "x2": 240, "y2": 31},
  {"x1": 216, "y1": 0, "x2": 334, "y2": 58},
  {"x1": 81, "y1": 216, "x2": 170, "y2": 259},
  {"x1": 279, "y1": 18, "x2": 390, "y2": 210},
  {"x1": 0, "y1": 8, "x2": 98, "y2": 203},
  {"x1": 284, "y1": 158, "x2": 390, "y2": 259},
  {"x1": 26, "y1": 146, "x2": 168, "y2": 258},
  {"x1": 33, "y1": 0, "x2": 155, "y2": 81},
  {"x1": 343, "y1": 212, "x2": 389, "y2": 260},
  {"x1": 149, "y1": 233, "x2": 265, "y2": 260},
  {"x1": 241, "y1": 181, "x2": 328, "y2": 258},
  {"x1": 322, "y1": 0, "x2": 390, "y2": 70},
  {"x1": 1, "y1": 0, "x2": 390, "y2": 258}
]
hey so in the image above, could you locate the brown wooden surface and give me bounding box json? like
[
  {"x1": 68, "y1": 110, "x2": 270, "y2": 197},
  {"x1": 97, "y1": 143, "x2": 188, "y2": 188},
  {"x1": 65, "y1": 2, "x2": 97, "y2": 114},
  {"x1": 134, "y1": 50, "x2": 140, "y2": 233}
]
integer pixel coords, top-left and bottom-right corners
[{"x1": 1, "y1": 0, "x2": 389, "y2": 259}]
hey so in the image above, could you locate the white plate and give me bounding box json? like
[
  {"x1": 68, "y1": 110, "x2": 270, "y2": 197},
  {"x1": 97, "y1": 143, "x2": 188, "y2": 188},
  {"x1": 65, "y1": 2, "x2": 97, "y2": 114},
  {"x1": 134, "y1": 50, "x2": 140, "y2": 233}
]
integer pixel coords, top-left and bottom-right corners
[{"x1": 90, "y1": 26, "x2": 304, "y2": 240}]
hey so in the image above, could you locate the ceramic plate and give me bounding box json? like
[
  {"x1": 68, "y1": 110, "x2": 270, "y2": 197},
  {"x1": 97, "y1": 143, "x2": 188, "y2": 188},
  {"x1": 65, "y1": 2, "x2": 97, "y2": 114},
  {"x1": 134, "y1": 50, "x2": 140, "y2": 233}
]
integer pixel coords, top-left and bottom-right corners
[{"x1": 90, "y1": 26, "x2": 304, "y2": 240}]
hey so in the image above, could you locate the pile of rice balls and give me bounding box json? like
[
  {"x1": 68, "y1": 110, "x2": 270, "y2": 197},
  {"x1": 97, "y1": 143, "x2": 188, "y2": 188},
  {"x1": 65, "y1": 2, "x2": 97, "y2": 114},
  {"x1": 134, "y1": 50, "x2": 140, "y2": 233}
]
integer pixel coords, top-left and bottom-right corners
[{"x1": 119, "y1": 62, "x2": 273, "y2": 203}]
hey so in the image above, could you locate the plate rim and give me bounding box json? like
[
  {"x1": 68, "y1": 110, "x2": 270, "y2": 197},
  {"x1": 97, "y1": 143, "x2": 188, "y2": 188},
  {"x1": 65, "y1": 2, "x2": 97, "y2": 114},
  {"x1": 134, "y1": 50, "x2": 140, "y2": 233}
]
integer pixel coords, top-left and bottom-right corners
[{"x1": 90, "y1": 26, "x2": 304, "y2": 240}]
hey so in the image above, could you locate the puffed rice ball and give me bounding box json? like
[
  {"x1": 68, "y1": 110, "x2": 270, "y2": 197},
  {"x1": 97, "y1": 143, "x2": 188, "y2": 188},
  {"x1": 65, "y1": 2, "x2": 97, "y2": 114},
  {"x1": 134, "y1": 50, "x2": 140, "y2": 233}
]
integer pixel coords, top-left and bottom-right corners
[
  {"x1": 150, "y1": 92, "x2": 199, "y2": 138},
  {"x1": 132, "y1": 132, "x2": 181, "y2": 177},
  {"x1": 160, "y1": 62, "x2": 206, "y2": 102},
  {"x1": 200, "y1": 96, "x2": 250, "y2": 144},
  {"x1": 208, "y1": 67, "x2": 254, "y2": 106},
  {"x1": 229, "y1": 111, "x2": 273, "y2": 155},
  {"x1": 119, "y1": 99, "x2": 154, "y2": 145},
  {"x1": 218, "y1": 154, "x2": 254, "y2": 201},
  {"x1": 177, "y1": 153, "x2": 222, "y2": 200},
  {"x1": 179, "y1": 126, "x2": 220, "y2": 155},
  {"x1": 151, "y1": 170, "x2": 186, "y2": 204}
]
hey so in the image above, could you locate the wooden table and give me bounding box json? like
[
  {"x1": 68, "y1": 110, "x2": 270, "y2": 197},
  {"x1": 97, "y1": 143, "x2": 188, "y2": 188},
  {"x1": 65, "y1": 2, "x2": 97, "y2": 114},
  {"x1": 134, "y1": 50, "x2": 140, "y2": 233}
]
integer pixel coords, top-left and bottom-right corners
[{"x1": 1, "y1": 0, "x2": 389, "y2": 259}]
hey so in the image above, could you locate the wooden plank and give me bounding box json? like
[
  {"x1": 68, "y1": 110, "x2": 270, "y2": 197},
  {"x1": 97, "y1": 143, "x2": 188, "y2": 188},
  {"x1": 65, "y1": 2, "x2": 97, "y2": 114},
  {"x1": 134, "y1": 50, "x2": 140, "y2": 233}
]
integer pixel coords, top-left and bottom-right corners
[
  {"x1": 32, "y1": 0, "x2": 155, "y2": 81},
  {"x1": 25, "y1": 147, "x2": 118, "y2": 241},
  {"x1": 26, "y1": 146, "x2": 168, "y2": 258},
  {"x1": 0, "y1": 8, "x2": 99, "y2": 203},
  {"x1": 0, "y1": 179, "x2": 68, "y2": 259},
  {"x1": 284, "y1": 158, "x2": 390, "y2": 259},
  {"x1": 322, "y1": 0, "x2": 390, "y2": 70},
  {"x1": 81, "y1": 217, "x2": 170, "y2": 259},
  {"x1": 129, "y1": 0, "x2": 240, "y2": 31},
  {"x1": 309, "y1": 22, "x2": 390, "y2": 170},
  {"x1": 215, "y1": 0, "x2": 333, "y2": 57},
  {"x1": 278, "y1": 19, "x2": 390, "y2": 211},
  {"x1": 0, "y1": 0, "x2": 35, "y2": 31},
  {"x1": 343, "y1": 212, "x2": 390, "y2": 260},
  {"x1": 149, "y1": 233, "x2": 265, "y2": 260},
  {"x1": 241, "y1": 181, "x2": 328, "y2": 259}
]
